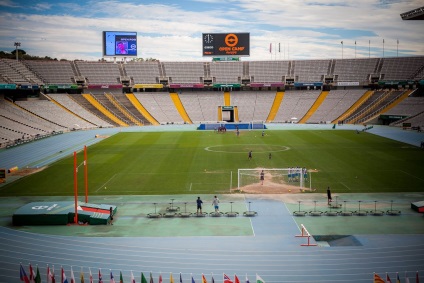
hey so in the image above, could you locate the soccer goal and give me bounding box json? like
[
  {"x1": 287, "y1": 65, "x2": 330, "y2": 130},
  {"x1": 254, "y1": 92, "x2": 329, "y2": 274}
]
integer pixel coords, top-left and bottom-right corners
[{"x1": 237, "y1": 168, "x2": 309, "y2": 191}]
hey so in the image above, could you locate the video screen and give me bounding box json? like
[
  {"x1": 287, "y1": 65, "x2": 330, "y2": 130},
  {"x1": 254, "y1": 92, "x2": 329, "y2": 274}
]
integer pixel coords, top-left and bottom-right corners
[
  {"x1": 103, "y1": 31, "x2": 137, "y2": 56},
  {"x1": 202, "y1": 33, "x2": 250, "y2": 57}
]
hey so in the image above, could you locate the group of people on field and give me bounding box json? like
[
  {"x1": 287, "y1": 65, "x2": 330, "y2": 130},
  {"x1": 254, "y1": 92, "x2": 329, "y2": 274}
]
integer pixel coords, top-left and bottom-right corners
[{"x1": 196, "y1": 196, "x2": 220, "y2": 214}]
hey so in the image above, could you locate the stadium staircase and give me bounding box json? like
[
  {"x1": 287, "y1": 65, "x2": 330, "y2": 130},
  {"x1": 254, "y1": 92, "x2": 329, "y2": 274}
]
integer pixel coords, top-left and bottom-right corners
[
  {"x1": 332, "y1": 90, "x2": 373, "y2": 124},
  {"x1": 266, "y1": 91, "x2": 284, "y2": 123},
  {"x1": 169, "y1": 92, "x2": 192, "y2": 124},
  {"x1": 357, "y1": 89, "x2": 414, "y2": 124},
  {"x1": 125, "y1": 93, "x2": 159, "y2": 125},
  {"x1": 298, "y1": 91, "x2": 329, "y2": 124},
  {"x1": 82, "y1": 93, "x2": 128, "y2": 126},
  {"x1": 224, "y1": 92, "x2": 231, "y2": 106},
  {"x1": 105, "y1": 93, "x2": 143, "y2": 126},
  {"x1": 44, "y1": 93, "x2": 95, "y2": 126}
]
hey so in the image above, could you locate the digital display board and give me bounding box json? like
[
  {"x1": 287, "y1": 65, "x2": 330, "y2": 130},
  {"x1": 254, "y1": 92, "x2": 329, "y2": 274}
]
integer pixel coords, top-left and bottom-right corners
[
  {"x1": 202, "y1": 33, "x2": 250, "y2": 57},
  {"x1": 103, "y1": 31, "x2": 137, "y2": 56}
]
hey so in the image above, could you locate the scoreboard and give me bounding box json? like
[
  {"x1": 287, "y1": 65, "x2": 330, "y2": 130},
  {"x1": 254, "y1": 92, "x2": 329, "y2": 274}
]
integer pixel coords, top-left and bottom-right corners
[
  {"x1": 103, "y1": 31, "x2": 137, "y2": 57},
  {"x1": 202, "y1": 33, "x2": 250, "y2": 57}
]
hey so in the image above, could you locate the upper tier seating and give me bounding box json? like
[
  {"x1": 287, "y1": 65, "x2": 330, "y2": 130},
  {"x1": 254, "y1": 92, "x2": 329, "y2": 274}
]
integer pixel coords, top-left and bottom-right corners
[
  {"x1": 163, "y1": 62, "x2": 205, "y2": 84},
  {"x1": 124, "y1": 61, "x2": 160, "y2": 84},
  {"x1": 25, "y1": 60, "x2": 76, "y2": 84},
  {"x1": 75, "y1": 62, "x2": 121, "y2": 85}
]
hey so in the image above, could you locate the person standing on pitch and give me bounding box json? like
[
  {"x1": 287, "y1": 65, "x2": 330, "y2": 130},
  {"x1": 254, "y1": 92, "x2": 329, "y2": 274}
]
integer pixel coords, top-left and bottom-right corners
[
  {"x1": 327, "y1": 187, "x2": 332, "y2": 205},
  {"x1": 196, "y1": 197, "x2": 203, "y2": 215},
  {"x1": 212, "y1": 196, "x2": 220, "y2": 212},
  {"x1": 260, "y1": 170, "x2": 265, "y2": 185},
  {"x1": 248, "y1": 150, "x2": 252, "y2": 160}
]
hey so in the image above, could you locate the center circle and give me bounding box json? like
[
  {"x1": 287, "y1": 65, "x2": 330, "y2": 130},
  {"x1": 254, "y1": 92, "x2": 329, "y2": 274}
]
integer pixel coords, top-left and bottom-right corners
[{"x1": 204, "y1": 144, "x2": 290, "y2": 153}]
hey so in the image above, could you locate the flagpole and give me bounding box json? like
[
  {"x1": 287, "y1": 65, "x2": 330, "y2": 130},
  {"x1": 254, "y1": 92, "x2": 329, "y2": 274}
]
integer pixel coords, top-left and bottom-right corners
[
  {"x1": 383, "y1": 39, "x2": 385, "y2": 58},
  {"x1": 355, "y1": 41, "x2": 356, "y2": 59},
  {"x1": 397, "y1": 39, "x2": 399, "y2": 57},
  {"x1": 369, "y1": 40, "x2": 371, "y2": 58},
  {"x1": 341, "y1": 41, "x2": 344, "y2": 59}
]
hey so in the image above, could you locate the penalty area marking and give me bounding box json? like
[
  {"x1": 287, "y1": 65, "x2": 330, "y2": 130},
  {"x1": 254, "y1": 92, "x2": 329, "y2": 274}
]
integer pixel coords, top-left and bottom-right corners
[{"x1": 204, "y1": 144, "x2": 290, "y2": 153}]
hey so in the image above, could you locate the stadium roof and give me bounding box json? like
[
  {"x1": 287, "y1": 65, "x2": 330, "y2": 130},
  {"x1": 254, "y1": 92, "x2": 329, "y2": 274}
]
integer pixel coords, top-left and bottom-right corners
[{"x1": 400, "y1": 6, "x2": 424, "y2": 20}]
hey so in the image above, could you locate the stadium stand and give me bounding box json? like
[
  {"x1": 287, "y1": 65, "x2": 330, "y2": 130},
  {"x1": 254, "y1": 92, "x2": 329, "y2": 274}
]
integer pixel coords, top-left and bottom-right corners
[
  {"x1": 273, "y1": 90, "x2": 322, "y2": 123},
  {"x1": 231, "y1": 91, "x2": 275, "y2": 122},
  {"x1": 75, "y1": 61, "x2": 121, "y2": 85},
  {"x1": 24, "y1": 60, "x2": 76, "y2": 84},
  {"x1": 0, "y1": 59, "x2": 43, "y2": 84},
  {"x1": 163, "y1": 62, "x2": 205, "y2": 84},
  {"x1": 293, "y1": 59, "x2": 330, "y2": 82},
  {"x1": 333, "y1": 58, "x2": 379, "y2": 83},
  {"x1": 380, "y1": 57, "x2": 424, "y2": 81},
  {"x1": 248, "y1": 61, "x2": 289, "y2": 83},
  {"x1": 134, "y1": 92, "x2": 184, "y2": 124},
  {"x1": 210, "y1": 61, "x2": 243, "y2": 84},
  {"x1": 125, "y1": 61, "x2": 161, "y2": 84},
  {"x1": 46, "y1": 93, "x2": 113, "y2": 128}
]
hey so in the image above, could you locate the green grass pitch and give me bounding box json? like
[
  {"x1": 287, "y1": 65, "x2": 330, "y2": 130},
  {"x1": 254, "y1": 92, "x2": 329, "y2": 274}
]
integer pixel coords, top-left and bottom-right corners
[{"x1": 1, "y1": 130, "x2": 423, "y2": 196}]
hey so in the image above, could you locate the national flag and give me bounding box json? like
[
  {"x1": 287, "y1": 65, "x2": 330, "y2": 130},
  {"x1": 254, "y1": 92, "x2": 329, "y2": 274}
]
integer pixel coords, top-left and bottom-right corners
[
  {"x1": 341, "y1": 41, "x2": 343, "y2": 45},
  {"x1": 245, "y1": 274, "x2": 250, "y2": 283},
  {"x1": 255, "y1": 274, "x2": 265, "y2": 283},
  {"x1": 141, "y1": 272, "x2": 148, "y2": 283},
  {"x1": 120, "y1": 271, "x2": 124, "y2": 283},
  {"x1": 110, "y1": 270, "x2": 116, "y2": 283},
  {"x1": 52, "y1": 266, "x2": 56, "y2": 283},
  {"x1": 405, "y1": 272, "x2": 410, "y2": 283},
  {"x1": 80, "y1": 267, "x2": 85, "y2": 283},
  {"x1": 223, "y1": 274, "x2": 233, "y2": 283},
  {"x1": 386, "y1": 273, "x2": 392, "y2": 283},
  {"x1": 278, "y1": 43, "x2": 280, "y2": 53},
  {"x1": 20, "y1": 263, "x2": 30, "y2": 283},
  {"x1": 29, "y1": 263, "x2": 35, "y2": 283},
  {"x1": 211, "y1": 274, "x2": 214, "y2": 283},
  {"x1": 373, "y1": 273, "x2": 385, "y2": 283},
  {"x1": 61, "y1": 266, "x2": 69, "y2": 283},
  {"x1": 396, "y1": 273, "x2": 400, "y2": 283},
  {"x1": 159, "y1": 273, "x2": 162, "y2": 283},
  {"x1": 191, "y1": 274, "x2": 195, "y2": 283},
  {"x1": 355, "y1": 41, "x2": 357, "y2": 45},
  {"x1": 70, "y1": 266, "x2": 75, "y2": 283},
  {"x1": 150, "y1": 272, "x2": 154, "y2": 283},
  {"x1": 269, "y1": 43, "x2": 272, "y2": 54},
  {"x1": 234, "y1": 275, "x2": 240, "y2": 283},
  {"x1": 89, "y1": 267, "x2": 93, "y2": 283},
  {"x1": 130, "y1": 271, "x2": 136, "y2": 283},
  {"x1": 170, "y1": 273, "x2": 174, "y2": 283},
  {"x1": 417, "y1": 271, "x2": 420, "y2": 283},
  {"x1": 47, "y1": 265, "x2": 52, "y2": 283},
  {"x1": 35, "y1": 265, "x2": 41, "y2": 283},
  {"x1": 201, "y1": 274, "x2": 207, "y2": 283},
  {"x1": 99, "y1": 269, "x2": 103, "y2": 283},
  {"x1": 179, "y1": 273, "x2": 182, "y2": 283}
]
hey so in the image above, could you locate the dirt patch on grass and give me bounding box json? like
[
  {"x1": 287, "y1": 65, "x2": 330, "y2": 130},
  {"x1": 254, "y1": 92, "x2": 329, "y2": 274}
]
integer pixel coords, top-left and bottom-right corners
[{"x1": 9, "y1": 167, "x2": 47, "y2": 176}]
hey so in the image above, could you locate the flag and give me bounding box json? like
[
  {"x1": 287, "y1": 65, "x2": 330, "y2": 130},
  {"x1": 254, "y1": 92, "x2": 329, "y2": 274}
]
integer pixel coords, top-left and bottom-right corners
[
  {"x1": 110, "y1": 270, "x2": 116, "y2": 283},
  {"x1": 417, "y1": 271, "x2": 420, "y2": 283},
  {"x1": 80, "y1": 267, "x2": 85, "y2": 283},
  {"x1": 269, "y1": 43, "x2": 272, "y2": 54},
  {"x1": 29, "y1": 263, "x2": 35, "y2": 283},
  {"x1": 99, "y1": 269, "x2": 103, "y2": 283},
  {"x1": 61, "y1": 267, "x2": 69, "y2": 283},
  {"x1": 179, "y1": 273, "x2": 182, "y2": 283},
  {"x1": 341, "y1": 41, "x2": 343, "y2": 45},
  {"x1": 20, "y1": 263, "x2": 30, "y2": 283},
  {"x1": 120, "y1": 271, "x2": 124, "y2": 283},
  {"x1": 374, "y1": 273, "x2": 385, "y2": 283},
  {"x1": 150, "y1": 272, "x2": 154, "y2": 283},
  {"x1": 141, "y1": 272, "x2": 148, "y2": 283},
  {"x1": 245, "y1": 274, "x2": 250, "y2": 283},
  {"x1": 396, "y1": 273, "x2": 400, "y2": 283},
  {"x1": 405, "y1": 272, "x2": 410, "y2": 283},
  {"x1": 211, "y1": 274, "x2": 214, "y2": 283},
  {"x1": 170, "y1": 273, "x2": 174, "y2": 283},
  {"x1": 47, "y1": 265, "x2": 52, "y2": 283},
  {"x1": 130, "y1": 271, "x2": 136, "y2": 283},
  {"x1": 234, "y1": 275, "x2": 240, "y2": 283},
  {"x1": 201, "y1": 274, "x2": 207, "y2": 283},
  {"x1": 386, "y1": 273, "x2": 392, "y2": 283},
  {"x1": 256, "y1": 274, "x2": 265, "y2": 283},
  {"x1": 52, "y1": 266, "x2": 56, "y2": 283},
  {"x1": 159, "y1": 273, "x2": 162, "y2": 283},
  {"x1": 35, "y1": 265, "x2": 41, "y2": 283},
  {"x1": 278, "y1": 43, "x2": 280, "y2": 53},
  {"x1": 89, "y1": 268, "x2": 93, "y2": 283},
  {"x1": 70, "y1": 266, "x2": 75, "y2": 283},
  {"x1": 191, "y1": 274, "x2": 195, "y2": 283},
  {"x1": 223, "y1": 274, "x2": 233, "y2": 283}
]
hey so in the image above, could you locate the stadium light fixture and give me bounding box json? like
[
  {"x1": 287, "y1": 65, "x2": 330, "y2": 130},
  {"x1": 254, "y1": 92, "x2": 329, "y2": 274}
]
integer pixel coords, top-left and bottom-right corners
[{"x1": 14, "y1": 42, "x2": 21, "y2": 61}]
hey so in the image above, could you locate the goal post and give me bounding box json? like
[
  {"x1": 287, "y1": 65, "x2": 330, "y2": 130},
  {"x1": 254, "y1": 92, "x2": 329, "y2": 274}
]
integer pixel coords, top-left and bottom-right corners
[{"x1": 238, "y1": 168, "x2": 309, "y2": 190}]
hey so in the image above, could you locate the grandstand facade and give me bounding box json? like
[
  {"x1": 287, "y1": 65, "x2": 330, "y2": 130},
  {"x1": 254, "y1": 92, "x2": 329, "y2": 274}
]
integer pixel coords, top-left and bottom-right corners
[{"x1": 1, "y1": 57, "x2": 423, "y2": 148}]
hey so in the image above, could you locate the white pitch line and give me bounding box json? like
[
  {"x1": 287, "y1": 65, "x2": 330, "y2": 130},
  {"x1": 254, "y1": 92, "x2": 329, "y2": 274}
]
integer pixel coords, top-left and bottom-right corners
[
  {"x1": 189, "y1": 183, "x2": 192, "y2": 191},
  {"x1": 96, "y1": 174, "x2": 117, "y2": 192},
  {"x1": 340, "y1": 182, "x2": 351, "y2": 190}
]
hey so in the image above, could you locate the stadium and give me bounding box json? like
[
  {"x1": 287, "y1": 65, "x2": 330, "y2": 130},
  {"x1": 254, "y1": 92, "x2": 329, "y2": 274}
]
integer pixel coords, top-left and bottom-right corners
[{"x1": 1, "y1": 7, "x2": 424, "y2": 283}]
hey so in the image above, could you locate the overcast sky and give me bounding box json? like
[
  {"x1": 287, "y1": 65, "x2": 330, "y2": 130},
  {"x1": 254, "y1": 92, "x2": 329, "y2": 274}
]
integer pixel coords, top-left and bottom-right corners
[{"x1": 0, "y1": 0, "x2": 423, "y2": 61}]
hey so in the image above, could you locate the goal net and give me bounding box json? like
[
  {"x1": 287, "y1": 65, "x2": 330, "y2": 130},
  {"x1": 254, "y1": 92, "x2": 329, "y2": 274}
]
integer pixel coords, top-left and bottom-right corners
[{"x1": 238, "y1": 168, "x2": 309, "y2": 190}]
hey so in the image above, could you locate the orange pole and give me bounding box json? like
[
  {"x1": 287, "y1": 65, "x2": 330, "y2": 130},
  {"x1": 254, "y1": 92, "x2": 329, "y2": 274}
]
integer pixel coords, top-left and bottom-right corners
[
  {"x1": 73, "y1": 151, "x2": 78, "y2": 224},
  {"x1": 84, "y1": 145, "x2": 88, "y2": 203}
]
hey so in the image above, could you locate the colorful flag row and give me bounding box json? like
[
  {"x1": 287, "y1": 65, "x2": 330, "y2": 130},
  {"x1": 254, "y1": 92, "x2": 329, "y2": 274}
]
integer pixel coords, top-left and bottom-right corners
[
  {"x1": 374, "y1": 271, "x2": 420, "y2": 283},
  {"x1": 20, "y1": 263, "x2": 267, "y2": 283}
]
